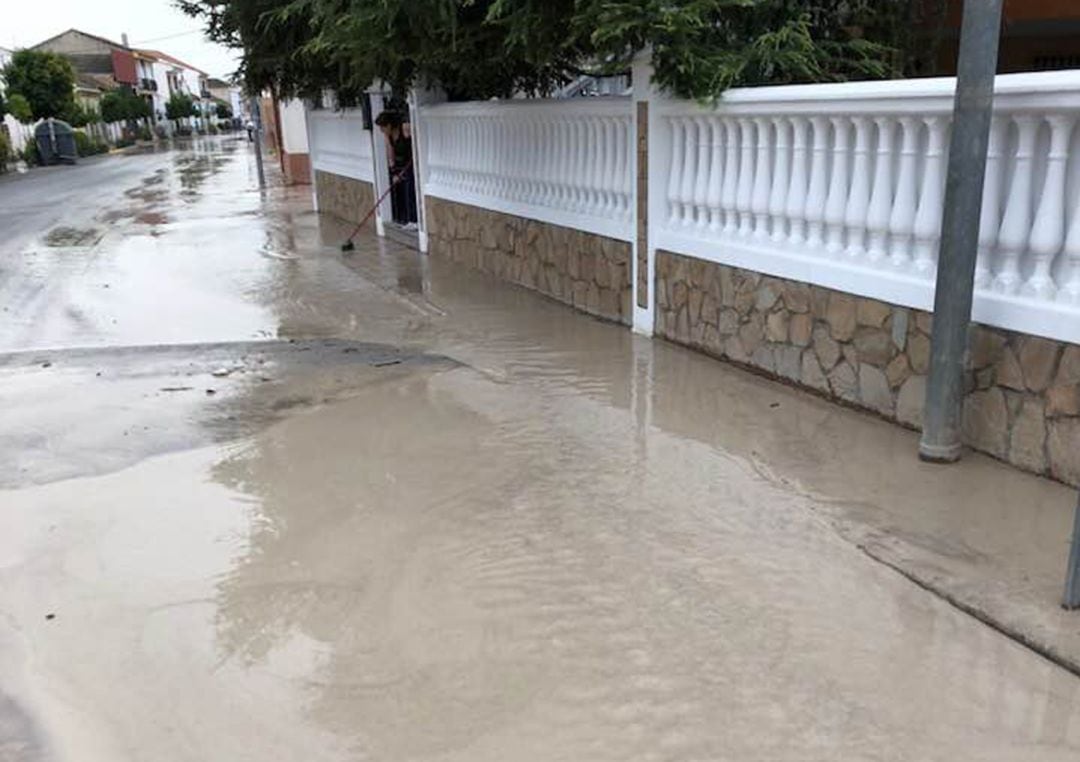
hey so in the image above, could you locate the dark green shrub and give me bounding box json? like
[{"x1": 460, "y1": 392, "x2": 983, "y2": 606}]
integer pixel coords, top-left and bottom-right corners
[
  {"x1": 74, "y1": 131, "x2": 110, "y2": 157},
  {"x1": 114, "y1": 137, "x2": 135, "y2": 148},
  {"x1": 0, "y1": 132, "x2": 10, "y2": 173},
  {"x1": 20, "y1": 141, "x2": 39, "y2": 166},
  {"x1": 136, "y1": 125, "x2": 153, "y2": 141},
  {"x1": 74, "y1": 130, "x2": 91, "y2": 156}
]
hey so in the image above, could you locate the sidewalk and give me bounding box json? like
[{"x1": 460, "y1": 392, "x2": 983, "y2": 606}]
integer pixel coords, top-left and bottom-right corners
[{"x1": 328, "y1": 213, "x2": 1080, "y2": 675}]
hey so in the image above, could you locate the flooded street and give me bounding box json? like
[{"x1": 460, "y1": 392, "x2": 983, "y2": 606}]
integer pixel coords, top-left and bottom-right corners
[{"x1": 1, "y1": 138, "x2": 1079, "y2": 760}]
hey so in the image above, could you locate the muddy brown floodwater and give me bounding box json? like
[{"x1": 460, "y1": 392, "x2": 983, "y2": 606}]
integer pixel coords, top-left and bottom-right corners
[{"x1": 1, "y1": 137, "x2": 1079, "y2": 761}]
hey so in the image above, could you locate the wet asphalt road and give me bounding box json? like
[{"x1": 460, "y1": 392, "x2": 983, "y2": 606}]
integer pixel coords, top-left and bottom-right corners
[{"x1": 1, "y1": 137, "x2": 1080, "y2": 761}]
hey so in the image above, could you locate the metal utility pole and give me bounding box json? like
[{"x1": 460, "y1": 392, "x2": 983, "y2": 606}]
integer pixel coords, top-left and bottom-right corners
[
  {"x1": 249, "y1": 95, "x2": 266, "y2": 190},
  {"x1": 1066, "y1": 492, "x2": 1080, "y2": 609},
  {"x1": 918, "y1": 0, "x2": 1005, "y2": 463}
]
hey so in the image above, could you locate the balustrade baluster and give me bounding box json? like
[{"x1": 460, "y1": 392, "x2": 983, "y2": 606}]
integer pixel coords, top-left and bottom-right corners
[
  {"x1": 693, "y1": 116, "x2": 712, "y2": 230},
  {"x1": 1060, "y1": 187, "x2": 1080, "y2": 304},
  {"x1": 613, "y1": 118, "x2": 628, "y2": 216},
  {"x1": 517, "y1": 116, "x2": 530, "y2": 200},
  {"x1": 888, "y1": 116, "x2": 920, "y2": 270},
  {"x1": 509, "y1": 117, "x2": 522, "y2": 199},
  {"x1": 721, "y1": 118, "x2": 740, "y2": 235},
  {"x1": 995, "y1": 115, "x2": 1040, "y2": 294},
  {"x1": 706, "y1": 118, "x2": 725, "y2": 234},
  {"x1": 1025, "y1": 114, "x2": 1074, "y2": 299},
  {"x1": 566, "y1": 118, "x2": 581, "y2": 209},
  {"x1": 680, "y1": 117, "x2": 699, "y2": 227},
  {"x1": 587, "y1": 115, "x2": 600, "y2": 213},
  {"x1": 804, "y1": 116, "x2": 830, "y2": 248},
  {"x1": 495, "y1": 118, "x2": 508, "y2": 197},
  {"x1": 844, "y1": 116, "x2": 872, "y2": 259},
  {"x1": 478, "y1": 117, "x2": 489, "y2": 193},
  {"x1": 540, "y1": 117, "x2": 557, "y2": 202},
  {"x1": 768, "y1": 117, "x2": 791, "y2": 243},
  {"x1": 602, "y1": 116, "x2": 618, "y2": 214},
  {"x1": 736, "y1": 118, "x2": 756, "y2": 236},
  {"x1": 824, "y1": 116, "x2": 852, "y2": 254},
  {"x1": 478, "y1": 117, "x2": 490, "y2": 195},
  {"x1": 751, "y1": 116, "x2": 773, "y2": 240},
  {"x1": 593, "y1": 115, "x2": 608, "y2": 213},
  {"x1": 666, "y1": 117, "x2": 685, "y2": 225},
  {"x1": 785, "y1": 116, "x2": 810, "y2": 244},
  {"x1": 912, "y1": 116, "x2": 949, "y2": 274},
  {"x1": 866, "y1": 118, "x2": 896, "y2": 263},
  {"x1": 974, "y1": 118, "x2": 1007, "y2": 288},
  {"x1": 463, "y1": 117, "x2": 474, "y2": 192}
]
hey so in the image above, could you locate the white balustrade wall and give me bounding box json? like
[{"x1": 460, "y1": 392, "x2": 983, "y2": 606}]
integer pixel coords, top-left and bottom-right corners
[
  {"x1": 421, "y1": 98, "x2": 634, "y2": 241},
  {"x1": 308, "y1": 108, "x2": 374, "y2": 182},
  {"x1": 654, "y1": 70, "x2": 1080, "y2": 344}
]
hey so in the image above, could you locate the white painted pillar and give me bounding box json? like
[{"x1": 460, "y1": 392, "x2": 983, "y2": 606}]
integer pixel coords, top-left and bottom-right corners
[{"x1": 367, "y1": 90, "x2": 388, "y2": 237}]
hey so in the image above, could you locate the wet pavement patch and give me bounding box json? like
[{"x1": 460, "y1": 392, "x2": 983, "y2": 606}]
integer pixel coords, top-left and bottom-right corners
[{"x1": 0, "y1": 339, "x2": 459, "y2": 488}]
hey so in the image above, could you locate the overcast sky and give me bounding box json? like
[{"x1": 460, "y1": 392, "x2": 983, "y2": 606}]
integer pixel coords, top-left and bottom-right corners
[{"x1": 5, "y1": 1, "x2": 240, "y2": 79}]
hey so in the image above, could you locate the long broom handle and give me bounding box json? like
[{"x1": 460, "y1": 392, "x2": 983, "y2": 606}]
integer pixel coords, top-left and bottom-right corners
[{"x1": 343, "y1": 159, "x2": 413, "y2": 243}]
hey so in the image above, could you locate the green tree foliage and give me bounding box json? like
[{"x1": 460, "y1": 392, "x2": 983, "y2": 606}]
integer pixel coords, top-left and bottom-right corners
[
  {"x1": 1, "y1": 49, "x2": 76, "y2": 119},
  {"x1": 215, "y1": 101, "x2": 233, "y2": 119},
  {"x1": 0, "y1": 90, "x2": 6, "y2": 120},
  {"x1": 65, "y1": 101, "x2": 101, "y2": 127},
  {"x1": 179, "y1": 0, "x2": 941, "y2": 102},
  {"x1": 7, "y1": 93, "x2": 33, "y2": 124},
  {"x1": 100, "y1": 88, "x2": 152, "y2": 123},
  {"x1": 165, "y1": 92, "x2": 198, "y2": 120}
]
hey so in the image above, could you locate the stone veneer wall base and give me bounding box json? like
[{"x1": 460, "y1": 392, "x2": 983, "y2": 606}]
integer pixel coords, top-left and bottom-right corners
[
  {"x1": 655, "y1": 250, "x2": 1080, "y2": 487},
  {"x1": 314, "y1": 170, "x2": 375, "y2": 225},
  {"x1": 426, "y1": 197, "x2": 633, "y2": 326}
]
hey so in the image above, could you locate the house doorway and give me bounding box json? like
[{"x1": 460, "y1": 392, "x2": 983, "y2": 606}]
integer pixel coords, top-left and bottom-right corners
[{"x1": 374, "y1": 96, "x2": 418, "y2": 230}]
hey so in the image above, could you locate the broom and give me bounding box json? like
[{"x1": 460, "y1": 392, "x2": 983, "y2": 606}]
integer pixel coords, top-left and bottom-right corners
[{"x1": 340, "y1": 160, "x2": 413, "y2": 252}]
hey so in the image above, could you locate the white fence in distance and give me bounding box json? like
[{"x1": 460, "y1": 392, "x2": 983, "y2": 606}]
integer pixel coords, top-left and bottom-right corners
[
  {"x1": 654, "y1": 70, "x2": 1080, "y2": 344},
  {"x1": 421, "y1": 98, "x2": 634, "y2": 242},
  {"x1": 308, "y1": 108, "x2": 374, "y2": 182}
]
